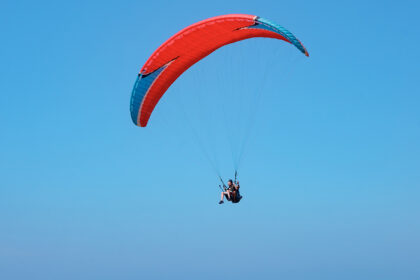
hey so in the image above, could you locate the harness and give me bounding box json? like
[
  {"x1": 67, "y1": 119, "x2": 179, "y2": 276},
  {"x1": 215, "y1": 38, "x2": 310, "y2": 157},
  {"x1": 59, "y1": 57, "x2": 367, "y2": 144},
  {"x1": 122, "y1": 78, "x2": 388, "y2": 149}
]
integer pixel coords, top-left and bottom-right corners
[{"x1": 218, "y1": 171, "x2": 242, "y2": 203}]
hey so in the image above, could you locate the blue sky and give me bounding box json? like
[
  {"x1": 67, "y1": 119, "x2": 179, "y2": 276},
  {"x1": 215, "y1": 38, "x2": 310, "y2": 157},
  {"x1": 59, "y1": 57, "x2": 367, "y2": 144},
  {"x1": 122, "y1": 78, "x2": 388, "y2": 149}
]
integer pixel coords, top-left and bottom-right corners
[{"x1": 1, "y1": 0, "x2": 419, "y2": 279}]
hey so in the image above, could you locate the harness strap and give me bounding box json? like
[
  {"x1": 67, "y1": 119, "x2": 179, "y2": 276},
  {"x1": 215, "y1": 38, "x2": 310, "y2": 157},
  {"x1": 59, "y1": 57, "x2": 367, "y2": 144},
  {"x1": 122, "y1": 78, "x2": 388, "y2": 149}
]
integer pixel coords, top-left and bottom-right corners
[{"x1": 219, "y1": 176, "x2": 227, "y2": 190}]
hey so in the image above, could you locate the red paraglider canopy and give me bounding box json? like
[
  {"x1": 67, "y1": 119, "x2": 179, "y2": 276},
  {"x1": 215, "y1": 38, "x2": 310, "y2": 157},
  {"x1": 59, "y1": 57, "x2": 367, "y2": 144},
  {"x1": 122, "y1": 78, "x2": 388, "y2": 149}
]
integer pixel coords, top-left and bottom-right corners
[{"x1": 130, "y1": 14, "x2": 308, "y2": 127}]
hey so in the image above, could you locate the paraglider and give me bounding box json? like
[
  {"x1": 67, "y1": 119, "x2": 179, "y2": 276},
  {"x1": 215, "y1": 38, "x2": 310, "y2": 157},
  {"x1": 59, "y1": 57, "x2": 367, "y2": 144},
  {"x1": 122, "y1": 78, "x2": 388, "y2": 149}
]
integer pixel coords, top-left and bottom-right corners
[
  {"x1": 130, "y1": 14, "x2": 309, "y2": 203},
  {"x1": 130, "y1": 14, "x2": 308, "y2": 127}
]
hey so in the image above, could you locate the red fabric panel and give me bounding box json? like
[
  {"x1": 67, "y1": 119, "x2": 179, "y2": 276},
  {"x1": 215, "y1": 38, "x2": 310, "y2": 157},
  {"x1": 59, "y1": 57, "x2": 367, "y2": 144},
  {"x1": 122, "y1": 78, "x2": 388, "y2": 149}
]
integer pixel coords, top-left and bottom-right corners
[{"x1": 138, "y1": 14, "x2": 289, "y2": 127}]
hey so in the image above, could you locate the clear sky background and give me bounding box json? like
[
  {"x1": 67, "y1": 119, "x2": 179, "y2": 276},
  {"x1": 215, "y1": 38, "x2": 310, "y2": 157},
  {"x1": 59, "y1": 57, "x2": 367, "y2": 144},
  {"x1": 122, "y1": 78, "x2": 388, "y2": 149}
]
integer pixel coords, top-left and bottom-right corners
[{"x1": 1, "y1": 0, "x2": 419, "y2": 279}]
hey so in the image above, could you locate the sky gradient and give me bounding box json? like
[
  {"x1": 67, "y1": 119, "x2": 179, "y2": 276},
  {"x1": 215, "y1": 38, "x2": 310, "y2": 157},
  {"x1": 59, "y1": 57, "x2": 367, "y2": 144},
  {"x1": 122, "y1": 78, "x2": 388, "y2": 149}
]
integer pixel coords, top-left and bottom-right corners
[{"x1": 1, "y1": 0, "x2": 419, "y2": 279}]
